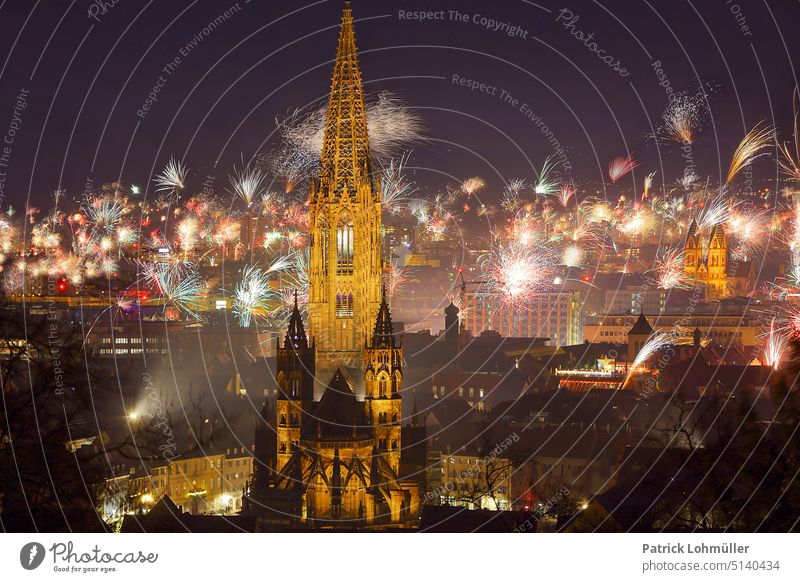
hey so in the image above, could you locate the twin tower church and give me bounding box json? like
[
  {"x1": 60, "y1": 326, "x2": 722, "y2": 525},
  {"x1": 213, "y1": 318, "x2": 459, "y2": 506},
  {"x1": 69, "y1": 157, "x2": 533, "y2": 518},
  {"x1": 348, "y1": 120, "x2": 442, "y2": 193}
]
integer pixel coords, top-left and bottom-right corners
[{"x1": 246, "y1": 3, "x2": 423, "y2": 527}]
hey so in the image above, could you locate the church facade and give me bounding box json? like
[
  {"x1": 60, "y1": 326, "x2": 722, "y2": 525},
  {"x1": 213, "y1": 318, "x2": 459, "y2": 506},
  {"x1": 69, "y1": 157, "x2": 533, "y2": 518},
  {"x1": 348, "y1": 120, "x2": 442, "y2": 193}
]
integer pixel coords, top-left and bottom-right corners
[
  {"x1": 247, "y1": 2, "x2": 422, "y2": 529},
  {"x1": 684, "y1": 219, "x2": 728, "y2": 300}
]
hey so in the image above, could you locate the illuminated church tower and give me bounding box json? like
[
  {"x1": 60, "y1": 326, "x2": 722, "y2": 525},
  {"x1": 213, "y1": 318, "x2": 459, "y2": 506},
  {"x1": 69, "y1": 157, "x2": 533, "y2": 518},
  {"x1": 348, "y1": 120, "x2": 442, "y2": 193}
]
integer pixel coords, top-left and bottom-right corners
[
  {"x1": 364, "y1": 290, "x2": 403, "y2": 476},
  {"x1": 308, "y1": 1, "x2": 383, "y2": 381}
]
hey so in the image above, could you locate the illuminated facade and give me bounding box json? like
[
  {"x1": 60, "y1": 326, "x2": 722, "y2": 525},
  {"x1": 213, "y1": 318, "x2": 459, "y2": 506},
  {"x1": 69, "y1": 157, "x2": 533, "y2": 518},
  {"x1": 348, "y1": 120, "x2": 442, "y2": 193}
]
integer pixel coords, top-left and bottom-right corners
[
  {"x1": 463, "y1": 290, "x2": 582, "y2": 346},
  {"x1": 248, "y1": 4, "x2": 421, "y2": 528},
  {"x1": 307, "y1": 1, "x2": 383, "y2": 379},
  {"x1": 252, "y1": 294, "x2": 420, "y2": 527},
  {"x1": 684, "y1": 219, "x2": 728, "y2": 300}
]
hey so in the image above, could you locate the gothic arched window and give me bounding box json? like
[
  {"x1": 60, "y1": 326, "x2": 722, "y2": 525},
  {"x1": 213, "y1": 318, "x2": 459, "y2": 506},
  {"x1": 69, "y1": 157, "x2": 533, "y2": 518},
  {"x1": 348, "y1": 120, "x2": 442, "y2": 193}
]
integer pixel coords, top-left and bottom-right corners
[
  {"x1": 336, "y1": 214, "x2": 354, "y2": 272},
  {"x1": 379, "y1": 377, "x2": 387, "y2": 398},
  {"x1": 318, "y1": 218, "x2": 329, "y2": 275},
  {"x1": 335, "y1": 292, "x2": 353, "y2": 318}
]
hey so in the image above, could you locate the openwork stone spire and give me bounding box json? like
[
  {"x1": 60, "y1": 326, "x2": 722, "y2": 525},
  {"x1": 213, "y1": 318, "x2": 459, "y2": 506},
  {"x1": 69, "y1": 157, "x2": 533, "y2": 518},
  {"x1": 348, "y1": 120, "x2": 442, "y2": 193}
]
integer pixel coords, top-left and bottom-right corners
[
  {"x1": 285, "y1": 290, "x2": 307, "y2": 349},
  {"x1": 371, "y1": 287, "x2": 395, "y2": 349},
  {"x1": 319, "y1": 1, "x2": 372, "y2": 197}
]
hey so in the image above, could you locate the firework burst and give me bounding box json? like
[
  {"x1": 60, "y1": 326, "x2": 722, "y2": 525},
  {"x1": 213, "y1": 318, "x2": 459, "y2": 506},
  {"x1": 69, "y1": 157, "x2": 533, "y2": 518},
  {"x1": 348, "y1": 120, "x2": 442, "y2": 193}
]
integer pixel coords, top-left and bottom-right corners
[
  {"x1": 534, "y1": 156, "x2": 560, "y2": 196},
  {"x1": 154, "y1": 157, "x2": 188, "y2": 195},
  {"x1": 556, "y1": 182, "x2": 576, "y2": 207},
  {"x1": 726, "y1": 123, "x2": 774, "y2": 185},
  {"x1": 608, "y1": 154, "x2": 640, "y2": 183},
  {"x1": 273, "y1": 91, "x2": 424, "y2": 183},
  {"x1": 384, "y1": 260, "x2": 412, "y2": 300},
  {"x1": 460, "y1": 176, "x2": 485, "y2": 197},
  {"x1": 778, "y1": 88, "x2": 800, "y2": 183},
  {"x1": 380, "y1": 155, "x2": 417, "y2": 214},
  {"x1": 501, "y1": 179, "x2": 527, "y2": 212},
  {"x1": 229, "y1": 165, "x2": 265, "y2": 206},
  {"x1": 480, "y1": 240, "x2": 555, "y2": 303},
  {"x1": 764, "y1": 318, "x2": 788, "y2": 369},
  {"x1": 137, "y1": 261, "x2": 204, "y2": 320},
  {"x1": 643, "y1": 172, "x2": 656, "y2": 199},
  {"x1": 655, "y1": 90, "x2": 708, "y2": 144},
  {"x1": 623, "y1": 330, "x2": 671, "y2": 388},
  {"x1": 233, "y1": 265, "x2": 275, "y2": 327},
  {"x1": 651, "y1": 246, "x2": 689, "y2": 289}
]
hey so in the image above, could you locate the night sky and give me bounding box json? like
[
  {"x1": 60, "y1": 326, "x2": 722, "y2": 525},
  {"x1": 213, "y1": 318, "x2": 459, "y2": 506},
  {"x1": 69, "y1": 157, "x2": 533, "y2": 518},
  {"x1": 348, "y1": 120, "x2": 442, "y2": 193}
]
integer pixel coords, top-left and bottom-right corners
[{"x1": 0, "y1": 0, "x2": 798, "y2": 208}]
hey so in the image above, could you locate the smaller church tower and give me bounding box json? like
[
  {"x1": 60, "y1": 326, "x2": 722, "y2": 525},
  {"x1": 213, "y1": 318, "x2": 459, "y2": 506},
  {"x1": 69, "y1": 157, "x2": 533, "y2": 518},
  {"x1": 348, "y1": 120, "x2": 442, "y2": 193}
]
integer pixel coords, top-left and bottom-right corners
[
  {"x1": 628, "y1": 311, "x2": 654, "y2": 364},
  {"x1": 275, "y1": 293, "x2": 316, "y2": 472},
  {"x1": 706, "y1": 223, "x2": 727, "y2": 300},
  {"x1": 364, "y1": 289, "x2": 403, "y2": 475},
  {"x1": 684, "y1": 219, "x2": 701, "y2": 281}
]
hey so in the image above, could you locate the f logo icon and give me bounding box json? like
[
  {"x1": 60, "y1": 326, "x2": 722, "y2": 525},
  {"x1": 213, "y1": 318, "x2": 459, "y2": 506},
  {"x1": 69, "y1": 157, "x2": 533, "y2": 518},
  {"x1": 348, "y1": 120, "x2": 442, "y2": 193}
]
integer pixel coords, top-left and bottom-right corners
[{"x1": 20, "y1": 542, "x2": 45, "y2": 570}]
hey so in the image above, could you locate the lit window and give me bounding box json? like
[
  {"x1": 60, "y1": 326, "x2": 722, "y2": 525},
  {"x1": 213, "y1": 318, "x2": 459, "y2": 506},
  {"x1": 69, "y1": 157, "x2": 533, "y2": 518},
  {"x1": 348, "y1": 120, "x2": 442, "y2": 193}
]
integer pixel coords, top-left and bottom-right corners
[
  {"x1": 335, "y1": 292, "x2": 353, "y2": 318},
  {"x1": 336, "y1": 217, "x2": 354, "y2": 272}
]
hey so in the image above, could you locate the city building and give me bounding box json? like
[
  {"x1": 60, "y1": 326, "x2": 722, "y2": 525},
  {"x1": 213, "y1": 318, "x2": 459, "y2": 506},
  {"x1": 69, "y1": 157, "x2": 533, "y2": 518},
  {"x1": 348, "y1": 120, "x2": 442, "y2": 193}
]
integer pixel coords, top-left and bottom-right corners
[
  {"x1": 584, "y1": 312, "x2": 759, "y2": 347},
  {"x1": 463, "y1": 290, "x2": 582, "y2": 346},
  {"x1": 103, "y1": 447, "x2": 254, "y2": 522}
]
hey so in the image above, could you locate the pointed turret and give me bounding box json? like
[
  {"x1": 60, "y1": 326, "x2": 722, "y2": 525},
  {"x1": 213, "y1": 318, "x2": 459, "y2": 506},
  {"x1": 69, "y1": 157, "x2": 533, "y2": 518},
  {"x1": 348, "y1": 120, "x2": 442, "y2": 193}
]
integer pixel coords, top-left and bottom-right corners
[
  {"x1": 628, "y1": 311, "x2": 654, "y2": 364},
  {"x1": 628, "y1": 311, "x2": 654, "y2": 336},
  {"x1": 686, "y1": 218, "x2": 698, "y2": 243},
  {"x1": 285, "y1": 290, "x2": 307, "y2": 349},
  {"x1": 319, "y1": 1, "x2": 372, "y2": 197},
  {"x1": 371, "y1": 287, "x2": 396, "y2": 349}
]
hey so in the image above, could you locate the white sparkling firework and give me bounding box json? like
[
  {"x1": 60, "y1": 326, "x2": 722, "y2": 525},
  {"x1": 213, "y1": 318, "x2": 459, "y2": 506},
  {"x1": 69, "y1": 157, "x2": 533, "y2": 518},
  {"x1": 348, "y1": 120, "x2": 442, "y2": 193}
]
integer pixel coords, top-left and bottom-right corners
[
  {"x1": 137, "y1": 261, "x2": 204, "y2": 320},
  {"x1": 273, "y1": 91, "x2": 424, "y2": 183},
  {"x1": 764, "y1": 318, "x2": 788, "y2": 369},
  {"x1": 233, "y1": 265, "x2": 274, "y2": 327},
  {"x1": 85, "y1": 197, "x2": 125, "y2": 234},
  {"x1": 480, "y1": 239, "x2": 556, "y2": 304},
  {"x1": 384, "y1": 260, "x2": 411, "y2": 300},
  {"x1": 154, "y1": 158, "x2": 188, "y2": 194},
  {"x1": 696, "y1": 193, "x2": 735, "y2": 232},
  {"x1": 534, "y1": 156, "x2": 560, "y2": 195},
  {"x1": 460, "y1": 177, "x2": 486, "y2": 197},
  {"x1": 654, "y1": 90, "x2": 709, "y2": 144},
  {"x1": 651, "y1": 245, "x2": 689, "y2": 289},
  {"x1": 229, "y1": 165, "x2": 266, "y2": 206},
  {"x1": 643, "y1": 172, "x2": 656, "y2": 199},
  {"x1": 380, "y1": 155, "x2": 417, "y2": 214},
  {"x1": 501, "y1": 179, "x2": 527, "y2": 212},
  {"x1": 623, "y1": 330, "x2": 671, "y2": 387}
]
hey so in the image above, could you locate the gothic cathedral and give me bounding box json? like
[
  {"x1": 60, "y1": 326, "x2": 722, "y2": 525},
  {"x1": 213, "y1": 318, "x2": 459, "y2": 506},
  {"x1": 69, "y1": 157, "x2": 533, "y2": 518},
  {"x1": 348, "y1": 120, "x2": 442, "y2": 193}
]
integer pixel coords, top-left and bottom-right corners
[{"x1": 247, "y1": 2, "x2": 422, "y2": 529}]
